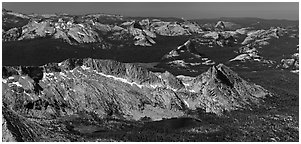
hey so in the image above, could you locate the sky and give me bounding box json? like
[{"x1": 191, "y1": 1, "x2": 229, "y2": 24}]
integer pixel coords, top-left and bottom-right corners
[{"x1": 2, "y1": 2, "x2": 299, "y2": 20}]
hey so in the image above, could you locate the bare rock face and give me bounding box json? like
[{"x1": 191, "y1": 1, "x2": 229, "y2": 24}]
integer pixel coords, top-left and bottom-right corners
[
  {"x1": 189, "y1": 64, "x2": 270, "y2": 114},
  {"x1": 176, "y1": 64, "x2": 271, "y2": 115},
  {"x1": 3, "y1": 58, "x2": 270, "y2": 118},
  {"x1": 241, "y1": 27, "x2": 284, "y2": 46},
  {"x1": 2, "y1": 28, "x2": 21, "y2": 41},
  {"x1": 121, "y1": 19, "x2": 201, "y2": 46},
  {"x1": 2, "y1": 11, "x2": 203, "y2": 47},
  {"x1": 2, "y1": 115, "x2": 17, "y2": 142},
  {"x1": 157, "y1": 40, "x2": 215, "y2": 75},
  {"x1": 2, "y1": 58, "x2": 272, "y2": 141},
  {"x1": 18, "y1": 21, "x2": 55, "y2": 40},
  {"x1": 5, "y1": 18, "x2": 103, "y2": 45},
  {"x1": 149, "y1": 19, "x2": 202, "y2": 36},
  {"x1": 154, "y1": 22, "x2": 190, "y2": 36},
  {"x1": 160, "y1": 71, "x2": 185, "y2": 90},
  {"x1": 278, "y1": 46, "x2": 299, "y2": 73},
  {"x1": 280, "y1": 58, "x2": 297, "y2": 69},
  {"x1": 3, "y1": 59, "x2": 186, "y2": 121},
  {"x1": 182, "y1": 21, "x2": 203, "y2": 33},
  {"x1": 228, "y1": 28, "x2": 287, "y2": 65},
  {"x1": 2, "y1": 106, "x2": 69, "y2": 142},
  {"x1": 215, "y1": 21, "x2": 241, "y2": 31},
  {"x1": 126, "y1": 22, "x2": 156, "y2": 46},
  {"x1": 215, "y1": 21, "x2": 226, "y2": 30},
  {"x1": 199, "y1": 31, "x2": 239, "y2": 48}
]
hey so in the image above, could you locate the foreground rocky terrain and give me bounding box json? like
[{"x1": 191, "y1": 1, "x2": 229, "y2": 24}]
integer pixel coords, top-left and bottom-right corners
[{"x1": 2, "y1": 9, "x2": 299, "y2": 142}]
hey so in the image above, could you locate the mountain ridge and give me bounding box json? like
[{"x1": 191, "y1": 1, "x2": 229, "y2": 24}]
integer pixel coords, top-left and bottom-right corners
[{"x1": 2, "y1": 8, "x2": 298, "y2": 142}]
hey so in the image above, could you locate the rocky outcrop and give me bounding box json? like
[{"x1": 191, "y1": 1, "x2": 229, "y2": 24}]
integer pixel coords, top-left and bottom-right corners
[
  {"x1": 229, "y1": 53, "x2": 260, "y2": 62},
  {"x1": 228, "y1": 27, "x2": 288, "y2": 65},
  {"x1": 18, "y1": 21, "x2": 55, "y2": 40},
  {"x1": 280, "y1": 57, "x2": 298, "y2": 69},
  {"x1": 2, "y1": 28, "x2": 21, "y2": 41},
  {"x1": 120, "y1": 19, "x2": 202, "y2": 45},
  {"x1": 277, "y1": 46, "x2": 299, "y2": 73},
  {"x1": 125, "y1": 21, "x2": 156, "y2": 46},
  {"x1": 2, "y1": 115, "x2": 17, "y2": 142},
  {"x1": 183, "y1": 22, "x2": 202, "y2": 33},
  {"x1": 157, "y1": 40, "x2": 215, "y2": 75},
  {"x1": 3, "y1": 10, "x2": 203, "y2": 47},
  {"x1": 241, "y1": 27, "x2": 285, "y2": 46},
  {"x1": 153, "y1": 22, "x2": 189, "y2": 36},
  {"x1": 3, "y1": 58, "x2": 185, "y2": 120},
  {"x1": 162, "y1": 40, "x2": 215, "y2": 64},
  {"x1": 201, "y1": 31, "x2": 238, "y2": 47},
  {"x1": 179, "y1": 64, "x2": 270, "y2": 114},
  {"x1": 18, "y1": 19, "x2": 102, "y2": 44},
  {"x1": 3, "y1": 59, "x2": 271, "y2": 115},
  {"x1": 229, "y1": 47, "x2": 274, "y2": 64},
  {"x1": 149, "y1": 19, "x2": 202, "y2": 36},
  {"x1": 215, "y1": 21, "x2": 241, "y2": 31}
]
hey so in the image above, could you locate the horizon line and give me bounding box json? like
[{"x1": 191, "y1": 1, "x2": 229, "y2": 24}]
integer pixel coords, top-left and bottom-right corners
[{"x1": 3, "y1": 8, "x2": 299, "y2": 21}]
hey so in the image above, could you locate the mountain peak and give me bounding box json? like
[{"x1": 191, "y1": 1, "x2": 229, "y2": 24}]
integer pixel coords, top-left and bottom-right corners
[
  {"x1": 182, "y1": 63, "x2": 272, "y2": 114},
  {"x1": 157, "y1": 39, "x2": 215, "y2": 75}
]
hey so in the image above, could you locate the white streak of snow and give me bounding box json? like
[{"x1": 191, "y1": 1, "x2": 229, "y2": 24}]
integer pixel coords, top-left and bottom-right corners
[
  {"x1": 58, "y1": 62, "x2": 63, "y2": 66},
  {"x1": 45, "y1": 73, "x2": 54, "y2": 77},
  {"x1": 81, "y1": 65, "x2": 91, "y2": 70},
  {"x1": 183, "y1": 99, "x2": 190, "y2": 107},
  {"x1": 93, "y1": 70, "x2": 144, "y2": 88},
  {"x1": 189, "y1": 89, "x2": 197, "y2": 93},
  {"x1": 11, "y1": 82, "x2": 22, "y2": 87},
  {"x1": 8, "y1": 76, "x2": 15, "y2": 80},
  {"x1": 182, "y1": 82, "x2": 190, "y2": 87}
]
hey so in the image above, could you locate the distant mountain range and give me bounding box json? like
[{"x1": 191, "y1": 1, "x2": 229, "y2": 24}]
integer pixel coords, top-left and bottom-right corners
[{"x1": 2, "y1": 9, "x2": 299, "y2": 142}]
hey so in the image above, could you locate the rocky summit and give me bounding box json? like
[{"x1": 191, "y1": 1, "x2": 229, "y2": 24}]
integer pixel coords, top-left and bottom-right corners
[{"x1": 157, "y1": 39, "x2": 216, "y2": 75}]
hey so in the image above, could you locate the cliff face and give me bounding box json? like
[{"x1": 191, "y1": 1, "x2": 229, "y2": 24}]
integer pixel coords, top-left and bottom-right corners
[
  {"x1": 2, "y1": 58, "x2": 273, "y2": 141},
  {"x1": 3, "y1": 58, "x2": 186, "y2": 121},
  {"x1": 3, "y1": 58, "x2": 272, "y2": 118}
]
